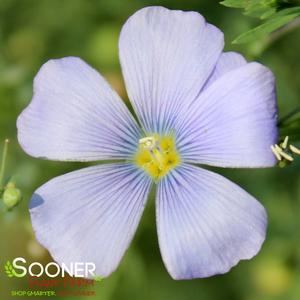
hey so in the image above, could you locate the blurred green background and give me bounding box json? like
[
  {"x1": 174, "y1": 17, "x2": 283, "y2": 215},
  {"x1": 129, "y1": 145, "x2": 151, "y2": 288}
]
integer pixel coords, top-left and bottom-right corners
[{"x1": 0, "y1": 0, "x2": 300, "y2": 299}]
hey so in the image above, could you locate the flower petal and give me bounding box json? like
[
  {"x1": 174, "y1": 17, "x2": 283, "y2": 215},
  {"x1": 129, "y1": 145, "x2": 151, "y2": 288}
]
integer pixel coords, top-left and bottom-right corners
[
  {"x1": 176, "y1": 62, "x2": 278, "y2": 167},
  {"x1": 119, "y1": 6, "x2": 224, "y2": 134},
  {"x1": 29, "y1": 163, "x2": 152, "y2": 277},
  {"x1": 17, "y1": 57, "x2": 141, "y2": 161},
  {"x1": 156, "y1": 164, "x2": 267, "y2": 279},
  {"x1": 204, "y1": 51, "x2": 247, "y2": 88}
]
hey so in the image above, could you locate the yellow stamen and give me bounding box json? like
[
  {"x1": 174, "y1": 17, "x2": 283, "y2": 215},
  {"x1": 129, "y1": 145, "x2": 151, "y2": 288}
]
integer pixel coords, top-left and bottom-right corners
[
  {"x1": 290, "y1": 144, "x2": 300, "y2": 155},
  {"x1": 281, "y1": 136, "x2": 289, "y2": 149},
  {"x1": 135, "y1": 134, "x2": 180, "y2": 180},
  {"x1": 271, "y1": 145, "x2": 281, "y2": 161},
  {"x1": 139, "y1": 136, "x2": 156, "y2": 150},
  {"x1": 275, "y1": 145, "x2": 294, "y2": 161}
]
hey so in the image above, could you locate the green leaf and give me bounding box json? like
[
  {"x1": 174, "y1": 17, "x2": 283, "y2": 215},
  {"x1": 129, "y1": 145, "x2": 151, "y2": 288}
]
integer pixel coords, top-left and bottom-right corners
[
  {"x1": 280, "y1": 114, "x2": 300, "y2": 127},
  {"x1": 260, "y1": 8, "x2": 277, "y2": 19},
  {"x1": 280, "y1": 118, "x2": 300, "y2": 141},
  {"x1": 244, "y1": 0, "x2": 278, "y2": 18},
  {"x1": 244, "y1": 0, "x2": 271, "y2": 18},
  {"x1": 220, "y1": 0, "x2": 248, "y2": 8},
  {"x1": 233, "y1": 9, "x2": 300, "y2": 43},
  {"x1": 273, "y1": 7, "x2": 300, "y2": 18}
]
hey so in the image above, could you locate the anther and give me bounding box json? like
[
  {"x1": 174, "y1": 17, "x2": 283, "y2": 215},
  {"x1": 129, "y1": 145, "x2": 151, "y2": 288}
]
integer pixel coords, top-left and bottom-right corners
[
  {"x1": 271, "y1": 145, "x2": 281, "y2": 161},
  {"x1": 135, "y1": 134, "x2": 180, "y2": 180},
  {"x1": 139, "y1": 136, "x2": 156, "y2": 150},
  {"x1": 281, "y1": 136, "x2": 289, "y2": 149},
  {"x1": 290, "y1": 144, "x2": 300, "y2": 155},
  {"x1": 275, "y1": 144, "x2": 294, "y2": 161}
]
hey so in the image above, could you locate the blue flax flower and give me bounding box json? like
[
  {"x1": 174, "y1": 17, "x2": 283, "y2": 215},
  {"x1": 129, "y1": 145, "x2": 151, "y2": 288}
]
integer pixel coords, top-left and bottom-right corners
[{"x1": 17, "y1": 7, "x2": 278, "y2": 279}]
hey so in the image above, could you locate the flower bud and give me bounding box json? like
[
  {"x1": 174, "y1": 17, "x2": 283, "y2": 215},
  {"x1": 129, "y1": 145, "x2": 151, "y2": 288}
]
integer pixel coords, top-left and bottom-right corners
[{"x1": 2, "y1": 182, "x2": 22, "y2": 208}]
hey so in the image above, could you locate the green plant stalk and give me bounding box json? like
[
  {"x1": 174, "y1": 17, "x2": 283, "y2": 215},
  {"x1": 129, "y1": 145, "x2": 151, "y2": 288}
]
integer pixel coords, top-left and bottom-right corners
[{"x1": 0, "y1": 139, "x2": 9, "y2": 190}]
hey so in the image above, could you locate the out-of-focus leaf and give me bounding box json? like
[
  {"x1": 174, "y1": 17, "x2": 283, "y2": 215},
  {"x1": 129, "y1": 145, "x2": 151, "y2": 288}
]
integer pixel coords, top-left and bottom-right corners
[
  {"x1": 280, "y1": 117, "x2": 300, "y2": 141},
  {"x1": 221, "y1": 0, "x2": 277, "y2": 13},
  {"x1": 278, "y1": 106, "x2": 300, "y2": 136},
  {"x1": 244, "y1": 0, "x2": 276, "y2": 18},
  {"x1": 87, "y1": 24, "x2": 119, "y2": 69},
  {"x1": 261, "y1": 7, "x2": 277, "y2": 19},
  {"x1": 233, "y1": 7, "x2": 300, "y2": 43},
  {"x1": 271, "y1": 6, "x2": 300, "y2": 18},
  {"x1": 281, "y1": 116, "x2": 300, "y2": 126},
  {"x1": 220, "y1": 0, "x2": 248, "y2": 8}
]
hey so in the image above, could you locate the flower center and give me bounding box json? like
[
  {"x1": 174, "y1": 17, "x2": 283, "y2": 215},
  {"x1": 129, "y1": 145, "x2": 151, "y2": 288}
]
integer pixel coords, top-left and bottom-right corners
[{"x1": 134, "y1": 134, "x2": 180, "y2": 181}]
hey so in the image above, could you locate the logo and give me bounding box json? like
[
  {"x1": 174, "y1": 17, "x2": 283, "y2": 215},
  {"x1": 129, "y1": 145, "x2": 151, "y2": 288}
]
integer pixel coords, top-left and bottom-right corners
[
  {"x1": 4, "y1": 257, "x2": 98, "y2": 278},
  {"x1": 5, "y1": 261, "x2": 20, "y2": 278},
  {"x1": 4, "y1": 257, "x2": 103, "y2": 297}
]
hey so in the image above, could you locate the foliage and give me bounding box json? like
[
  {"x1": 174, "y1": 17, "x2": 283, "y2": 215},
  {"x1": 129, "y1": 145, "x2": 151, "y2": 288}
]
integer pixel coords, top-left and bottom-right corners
[{"x1": 221, "y1": 0, "x2": 300, "y2": 43}]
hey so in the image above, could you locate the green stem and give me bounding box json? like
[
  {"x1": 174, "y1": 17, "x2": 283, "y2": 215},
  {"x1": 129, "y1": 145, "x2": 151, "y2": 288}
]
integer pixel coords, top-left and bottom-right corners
[
  {"x1": 278, "y1": 106, "x2": 300, "y2": 126},
  {"x1": 0, "y1": 139, "x2": 9, "y2": 189}
]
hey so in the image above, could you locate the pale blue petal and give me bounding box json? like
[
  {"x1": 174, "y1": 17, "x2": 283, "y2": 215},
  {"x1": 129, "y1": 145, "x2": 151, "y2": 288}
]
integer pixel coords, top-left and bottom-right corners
[
  {"x1": 119, "y1": 6, "x2": 224, "y2": 134},
  {"x1": 17, "y1": 57, "x2": 141, "y2": 161},
  {"x1": 29, "y1": 163, "x2": 152, "y2": 278},
  {"x1": 156, "y1": 164, "x2": 267, "y2": 279},
  {"x1": 175, "y1": 62, "x2": 278, "y2": 167},
  {"x1": 204, "y1": 51, "x2": 247, "y2": 88}
]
